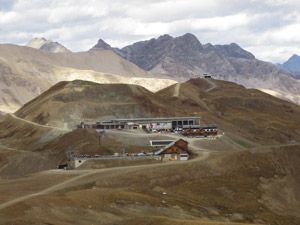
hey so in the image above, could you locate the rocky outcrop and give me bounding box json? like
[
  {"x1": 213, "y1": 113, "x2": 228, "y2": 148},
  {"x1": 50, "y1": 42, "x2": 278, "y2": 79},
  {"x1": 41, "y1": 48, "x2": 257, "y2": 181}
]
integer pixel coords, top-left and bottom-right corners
[{"x1": 90, "y1": 39, "x2": 112, "y2": 51}]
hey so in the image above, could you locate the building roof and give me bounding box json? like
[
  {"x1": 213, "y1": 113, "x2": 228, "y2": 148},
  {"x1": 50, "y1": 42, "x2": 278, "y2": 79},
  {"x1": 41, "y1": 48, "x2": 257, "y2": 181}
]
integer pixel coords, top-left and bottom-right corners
[
  {"x1": 156, "y1": 139, "x2": 188, "y2": 155},
  {"x1": 150, "y1": 140, "x2": 175, "y2": 146},
  {"x1": 110, "y1": 117, "x2": 201, "y2": 123}
]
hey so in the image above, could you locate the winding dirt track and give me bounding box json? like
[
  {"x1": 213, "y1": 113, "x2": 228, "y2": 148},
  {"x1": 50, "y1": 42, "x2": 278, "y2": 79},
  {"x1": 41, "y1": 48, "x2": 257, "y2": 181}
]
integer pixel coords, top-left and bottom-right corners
[
  {"x1": 8, "y1": 113, "x2": 69, "y2": 131},
  {"x1": 0, "y1": 152, "x2": 210, "y2": 210},
  {"x1": 0, "y1": 111, "x2": 212, "y2": 210},
  {"x1": 205, "y1": 79, "x2": 217, "y2": 92}
]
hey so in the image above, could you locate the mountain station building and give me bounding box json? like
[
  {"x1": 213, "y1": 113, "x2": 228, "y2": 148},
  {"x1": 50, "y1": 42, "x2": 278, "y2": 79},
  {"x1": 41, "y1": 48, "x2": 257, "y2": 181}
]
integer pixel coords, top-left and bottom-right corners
[{"x1": 89, "y1": 117, "x2": 201, "y2": 131}]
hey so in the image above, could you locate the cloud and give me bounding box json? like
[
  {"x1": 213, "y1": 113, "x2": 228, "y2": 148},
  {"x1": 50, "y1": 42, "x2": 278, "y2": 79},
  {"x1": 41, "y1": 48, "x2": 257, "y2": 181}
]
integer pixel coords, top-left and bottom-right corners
[
  {"x1": 0, "y1": 0, "x2": 15, "y2": 11},
  {"x1": 0, "y1": 0, "x2": 300, "y2": 62},
  {"x1": 0, "y1": 11, "x2": 19, "y2": 25}
]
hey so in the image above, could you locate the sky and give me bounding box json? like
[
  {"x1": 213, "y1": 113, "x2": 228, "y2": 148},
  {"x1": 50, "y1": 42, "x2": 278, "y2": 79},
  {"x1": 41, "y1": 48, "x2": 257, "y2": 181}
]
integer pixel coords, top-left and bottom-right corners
[{"x1": 1, "y1": 0, "x2": 300, "y2": 63}]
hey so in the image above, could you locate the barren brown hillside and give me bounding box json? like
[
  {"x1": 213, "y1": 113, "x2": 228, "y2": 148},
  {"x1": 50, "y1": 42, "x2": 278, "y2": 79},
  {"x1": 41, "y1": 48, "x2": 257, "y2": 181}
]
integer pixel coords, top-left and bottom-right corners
[
  {"x1": 14, "y1": 78, "x2": 300, "y2": 145},
  {"x1": 0, "y1": 146, "x2": 299, "y2": 225},
  {"x1": 0, "y1": 79, "x2": 300, "y2": 224},
  {"x1": 0, "y1": 114, "x2": 139, "y2": 177},
  {"x1": 1, "y1": 77, "x2": 299, "y2": 179},
  {"x1": 15, "y1": 80, "x2": 178, "y2": 128},
  {"x1": 158, "y1": 78, "x2": 300, "y2": 145}
]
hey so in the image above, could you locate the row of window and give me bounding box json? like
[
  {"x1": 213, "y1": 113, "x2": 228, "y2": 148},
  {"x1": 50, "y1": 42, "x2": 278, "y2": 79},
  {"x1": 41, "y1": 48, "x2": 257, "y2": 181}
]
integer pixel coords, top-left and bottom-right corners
[
  {"x1": 203, "y1": 128, "x2": 217, "y2": 131},
  {"x1": 172, "y1": 120, "x2": 196, "y2": 125}
]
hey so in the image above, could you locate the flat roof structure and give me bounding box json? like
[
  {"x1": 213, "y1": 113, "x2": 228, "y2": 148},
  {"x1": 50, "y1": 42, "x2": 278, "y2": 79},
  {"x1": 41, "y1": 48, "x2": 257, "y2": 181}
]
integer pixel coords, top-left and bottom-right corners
[
  {"x1": 90, "y1": 117, "x2": 201, "y2": 130},
  {"x1": 113, "y1": 116, "x2": 201, "y2": 121},
  {"x1": 110, "y1": 117, "x2": 201, "y2": 123},
  {"x1": 150, "y1": 140, "x2": 175, "y2": 146}
]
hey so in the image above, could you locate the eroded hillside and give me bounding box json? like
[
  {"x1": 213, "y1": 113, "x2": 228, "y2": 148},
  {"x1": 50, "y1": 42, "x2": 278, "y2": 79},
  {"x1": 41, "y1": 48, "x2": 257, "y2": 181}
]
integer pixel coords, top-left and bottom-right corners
[
  {"x1": 158, "y1": 78, "x2": 300, "y2": 145},
  {"x1": 14, "y1": 80, "x2": 178, "y2": 128},
  {"x1": 0, "y1": 44, "x2": 175, "y2": 113}
]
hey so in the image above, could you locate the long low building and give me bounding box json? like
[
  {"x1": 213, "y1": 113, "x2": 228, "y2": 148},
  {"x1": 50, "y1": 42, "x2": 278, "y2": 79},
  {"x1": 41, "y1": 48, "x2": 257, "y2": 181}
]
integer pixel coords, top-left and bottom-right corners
[{"x1": 89, "y1": 117, "x2": 201, "y2": 131}]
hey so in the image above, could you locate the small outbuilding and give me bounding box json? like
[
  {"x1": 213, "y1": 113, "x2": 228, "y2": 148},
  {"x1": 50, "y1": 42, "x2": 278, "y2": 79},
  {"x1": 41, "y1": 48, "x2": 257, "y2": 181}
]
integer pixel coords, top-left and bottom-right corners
[
  {"x1": 203, "y1": 74, "x2": 212, "y2": 79},
  {"x1": 156, "y1": 139, "x2": 190, "y2": 161}
]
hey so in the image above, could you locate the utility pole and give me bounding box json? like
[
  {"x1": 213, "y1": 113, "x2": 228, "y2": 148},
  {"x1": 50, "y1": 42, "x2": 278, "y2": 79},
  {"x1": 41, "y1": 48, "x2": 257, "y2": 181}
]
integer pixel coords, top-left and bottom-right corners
[
  {"x1": 66, "y1": 149, "x2": 76, "y2": 169},
  {"x1": 98, "y1": 133, "x2": 102, "y2": 152},
  {"x1": 122, "y1": 143, "x2": 126, "y2": 156}
]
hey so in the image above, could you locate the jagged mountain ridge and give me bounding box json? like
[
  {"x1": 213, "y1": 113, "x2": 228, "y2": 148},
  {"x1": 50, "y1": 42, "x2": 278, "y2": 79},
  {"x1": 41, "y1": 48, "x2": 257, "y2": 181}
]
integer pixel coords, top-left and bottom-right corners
[
  {"x1": 26, "y1": 38, "x2": 71, "y2": 53},
  {"x1": 90, "y1": 33, "x2": 257, "y2": 80},
  {"x1": 90, "y1": 33, "x2": 300, "y2": 105}
]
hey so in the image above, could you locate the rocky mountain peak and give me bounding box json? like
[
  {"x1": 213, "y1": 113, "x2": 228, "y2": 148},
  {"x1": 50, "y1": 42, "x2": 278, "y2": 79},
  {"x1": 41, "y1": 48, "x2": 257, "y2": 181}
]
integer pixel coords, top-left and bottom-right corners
[
  {"x1": 179, "y1": 33, "x2": 201, "y2": 44},
  {"x1": 174, "y1": 33, "x2": 202, "y2": 52},
  {"x1": 90, "y1": 39, "x2": 112, "y2": 51},
  {"x1": 288, "y1": 54, "x2": 300, "y2": 64},
  {"x1": 278, "y1": 54, "x2": 300, "y2": 72},
  {"x1": 26, "y1": 38, "x2": 70, "y2": 53}
]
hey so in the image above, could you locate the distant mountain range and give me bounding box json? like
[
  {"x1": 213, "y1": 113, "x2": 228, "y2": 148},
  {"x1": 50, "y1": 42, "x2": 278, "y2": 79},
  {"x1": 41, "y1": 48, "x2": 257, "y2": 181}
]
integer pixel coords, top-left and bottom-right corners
[
  {"x1": 0, "y1": 43, "x2": 174, "y2": 114},
  {"x1": 90, "y1": 33, "x2": 300, "y2": 105},
  {"x1": 26, "y1": 38, "x2": 71, "y2": 53},
  {"x1": 0, "y1": 34, "x2": 300, "y2": 114}
]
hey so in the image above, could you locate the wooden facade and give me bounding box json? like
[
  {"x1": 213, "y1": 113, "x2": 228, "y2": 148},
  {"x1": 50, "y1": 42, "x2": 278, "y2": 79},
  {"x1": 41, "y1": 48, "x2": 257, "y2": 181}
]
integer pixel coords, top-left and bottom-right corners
[{"x1": 157, "y1": 139, "x2": 189, "y2": 161}]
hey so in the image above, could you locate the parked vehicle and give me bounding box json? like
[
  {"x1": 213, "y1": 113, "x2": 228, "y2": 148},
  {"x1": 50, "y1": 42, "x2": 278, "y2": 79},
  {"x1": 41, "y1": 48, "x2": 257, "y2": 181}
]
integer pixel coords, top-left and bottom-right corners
[
  {"x1": 182, "y1": 126, "x2": 218, "y2": 137},
  {"x1": 57, "y1": 164, "x2": 68, "y2": 169}
]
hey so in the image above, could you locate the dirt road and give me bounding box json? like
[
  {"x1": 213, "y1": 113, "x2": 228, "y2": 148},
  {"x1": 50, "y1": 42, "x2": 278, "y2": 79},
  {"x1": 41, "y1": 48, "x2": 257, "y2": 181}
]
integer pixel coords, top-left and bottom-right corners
[
  {"x1": 0, "y1": 143, "x2": 25, "y2": 152},
  {"x1": 0, "y1": 152, "x2": 210, "y2": 210},
  {"x1": 205, "y1": 79, "x2": 217, "y2": 92},
  {"x1": 9, "y1": 113, "x2": 69, "y2": 132},
  {"x1": 173, "y1": 83, "x2": 181, "y2": 97}
]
